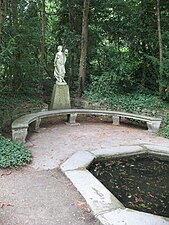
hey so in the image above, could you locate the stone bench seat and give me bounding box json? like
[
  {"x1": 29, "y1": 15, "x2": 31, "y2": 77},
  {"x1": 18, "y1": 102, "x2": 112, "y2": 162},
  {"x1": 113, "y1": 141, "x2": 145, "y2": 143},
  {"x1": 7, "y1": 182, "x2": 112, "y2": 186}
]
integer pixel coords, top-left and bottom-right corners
[{"x1": 12, "y1": 109, "x2": 162, "y2": 143}]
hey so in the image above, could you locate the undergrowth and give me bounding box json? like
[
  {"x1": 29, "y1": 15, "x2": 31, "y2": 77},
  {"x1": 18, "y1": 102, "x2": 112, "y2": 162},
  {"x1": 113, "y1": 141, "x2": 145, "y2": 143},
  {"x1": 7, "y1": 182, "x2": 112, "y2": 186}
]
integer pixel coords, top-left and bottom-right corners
[
  {"x1": 0, "y1": 93, "x2": 43, "y2": 111},
  {"x1": 161, "y1": 113, "x2": 169, "y2": 138},
  {"x1": 0, "y1": 135, "x2": 32, "y2": 169},
  {"x1": 85, "y1": 91, "x2": 167, "y2": 115},
  {"x1": 85, "y1": 91, "x2": 169, "y2": 137},
  {"x1": 0, "y1": 92, "x2": 45, "y2": 132}
]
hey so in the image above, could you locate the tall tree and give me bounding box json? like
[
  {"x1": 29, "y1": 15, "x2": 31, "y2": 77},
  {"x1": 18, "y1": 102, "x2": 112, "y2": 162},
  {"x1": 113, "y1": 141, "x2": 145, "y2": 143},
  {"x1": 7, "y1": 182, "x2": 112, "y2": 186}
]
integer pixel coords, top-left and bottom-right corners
[
  {"x1": 0, "y1": 0, "x2": 5, "y2": 35},
  {"x1": 40, "y1": 0, "x2": 46, "y2": 75},
  {"x1": 157, "y1": 0, "x2": 164, "y2": 94},
  {"x1": 157, "y1": 0, "x2": 163, "y2": 65},
  {"x1": 79, "y1": 0, "x2": 90, "y2": 97},
  {"x1": 11, "y1": 0, "x2": 19, "y2": 29}
]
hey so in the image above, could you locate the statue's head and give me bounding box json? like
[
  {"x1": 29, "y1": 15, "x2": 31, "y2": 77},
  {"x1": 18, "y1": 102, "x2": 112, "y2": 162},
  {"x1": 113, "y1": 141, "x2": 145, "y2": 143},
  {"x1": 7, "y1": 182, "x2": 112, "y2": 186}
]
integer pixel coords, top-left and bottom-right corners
[
  {"x1": 64, "y1": 49, "x2": 68, "y2": 55},
  {"x1": 57, "y1": 45, "x2": 63, "y2": 51}
]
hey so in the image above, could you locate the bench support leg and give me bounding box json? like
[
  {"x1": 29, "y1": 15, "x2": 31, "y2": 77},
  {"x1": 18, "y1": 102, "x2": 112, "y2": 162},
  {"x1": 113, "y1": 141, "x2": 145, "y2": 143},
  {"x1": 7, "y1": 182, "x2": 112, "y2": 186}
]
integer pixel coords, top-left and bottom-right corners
[
  {"x1": 146, "y1": 121, "x2": 161, "y2": 133},
  {"x1": 66, "y1": 113, "x2": 79, "y2": 125},
  {"x1": 12, "y1": 127, "x2": 28, "y2": 143},
  {"x1": 34, "y1": 118, "x2": 41, "y2": 131},
  {"x1": 30, "y1": 118, "x2": 41, "y2": 132},
  {"x1": 112, "y1": 115, "x2": 120, "y2": 125}
]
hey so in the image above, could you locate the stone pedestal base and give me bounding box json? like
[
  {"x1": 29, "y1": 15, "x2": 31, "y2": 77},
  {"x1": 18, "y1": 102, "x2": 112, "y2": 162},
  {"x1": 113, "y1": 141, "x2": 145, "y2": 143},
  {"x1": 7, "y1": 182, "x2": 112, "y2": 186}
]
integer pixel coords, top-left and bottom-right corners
[{"x1": 50, "y1": 84, "x2": 71, "y2": 110}]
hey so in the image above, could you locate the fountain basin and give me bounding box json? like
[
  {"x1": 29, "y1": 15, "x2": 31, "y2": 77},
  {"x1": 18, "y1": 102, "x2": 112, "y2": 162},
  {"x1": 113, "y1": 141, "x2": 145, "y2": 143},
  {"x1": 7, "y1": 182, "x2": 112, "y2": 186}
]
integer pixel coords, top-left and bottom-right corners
[{"x1": 61, "y1": 145, "x2": 169, "y2": 225}]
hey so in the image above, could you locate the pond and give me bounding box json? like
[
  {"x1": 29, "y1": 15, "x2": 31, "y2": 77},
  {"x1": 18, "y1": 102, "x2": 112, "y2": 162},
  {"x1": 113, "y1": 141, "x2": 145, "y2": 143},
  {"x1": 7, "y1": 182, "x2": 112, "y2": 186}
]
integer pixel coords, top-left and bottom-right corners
[{"x1": 88, "y1": 153, "x2": 169, "y2": 218}]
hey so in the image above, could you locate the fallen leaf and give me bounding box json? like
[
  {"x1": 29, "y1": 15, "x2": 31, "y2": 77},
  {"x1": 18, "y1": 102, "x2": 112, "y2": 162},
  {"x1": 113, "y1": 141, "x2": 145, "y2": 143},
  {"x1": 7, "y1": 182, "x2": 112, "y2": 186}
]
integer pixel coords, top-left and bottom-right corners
[
  {"x1": 76, "y1": 201, "x2": 91, "y2": 213},
  {"x1": 1, "y1": 171, "x2": 12, "y2": 177},
  {"x1": 0, "y1": 203, "x2": 14, "y2": 208},
  {"x1": 78, "y1": 217, "x2": 86, "y2": 221}
]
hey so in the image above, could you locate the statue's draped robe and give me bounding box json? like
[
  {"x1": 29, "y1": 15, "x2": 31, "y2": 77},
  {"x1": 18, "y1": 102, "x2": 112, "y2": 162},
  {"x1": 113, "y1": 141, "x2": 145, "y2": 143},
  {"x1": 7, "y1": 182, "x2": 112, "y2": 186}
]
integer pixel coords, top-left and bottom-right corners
[{"x1": 54, "y1": 52, "x2": 66, "y2": 83}]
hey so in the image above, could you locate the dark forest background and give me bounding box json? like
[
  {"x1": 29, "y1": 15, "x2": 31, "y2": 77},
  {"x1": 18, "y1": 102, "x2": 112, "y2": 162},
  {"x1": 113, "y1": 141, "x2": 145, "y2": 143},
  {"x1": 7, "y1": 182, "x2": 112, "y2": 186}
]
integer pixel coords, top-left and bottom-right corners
[
  {"x1": 0, "y1": 0, "x2": 169, "y2": 98},
  {"x1": 1, "y1": 0, "x2": 169, "y2": 137}
]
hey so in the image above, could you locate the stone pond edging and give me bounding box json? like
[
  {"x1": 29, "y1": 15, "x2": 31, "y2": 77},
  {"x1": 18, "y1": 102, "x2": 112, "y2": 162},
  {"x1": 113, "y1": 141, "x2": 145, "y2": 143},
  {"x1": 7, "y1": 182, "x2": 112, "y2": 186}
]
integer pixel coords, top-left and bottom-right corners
[{"x1": 61, "y1": 145, "x2": 169, "y2": 225}]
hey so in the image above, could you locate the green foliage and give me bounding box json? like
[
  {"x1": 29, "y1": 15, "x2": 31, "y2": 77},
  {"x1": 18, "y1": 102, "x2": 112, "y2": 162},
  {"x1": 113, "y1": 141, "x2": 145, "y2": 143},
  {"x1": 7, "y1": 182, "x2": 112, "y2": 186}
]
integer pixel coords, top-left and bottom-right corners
[
  {"x1": 162, "y1": 125, "x2": 169, "y2": 138},
  {"x1": 161, "y1": 114, "x2": 169, "y2": 138},
  {"x1": 0, "y1": 93, "x2": 44, "y2": 110},
  {"x1": 87, "y1": 0, "x2": 169, "y2": 96},
  {"x1": 86, "y1": 91, "x2": 167, "y2": 116},
  {"x1": 88, "y1": 46, "x2": 140, "y2": 93},
  {"x1": 0, "y1": 92, "x2": 44, "y2": 132},
  {"x1": 0, "y1": 135, "x2": 32, "y2": 169},
  {"x1": 159, "y1": 54, "x2": 169, "y2": 100},
  {"x1": 0, "y1": 0, "x2": 42, "y2": 95},
  {"x1": 0, "y1": 0, "x2": 169, "y2": 98}
]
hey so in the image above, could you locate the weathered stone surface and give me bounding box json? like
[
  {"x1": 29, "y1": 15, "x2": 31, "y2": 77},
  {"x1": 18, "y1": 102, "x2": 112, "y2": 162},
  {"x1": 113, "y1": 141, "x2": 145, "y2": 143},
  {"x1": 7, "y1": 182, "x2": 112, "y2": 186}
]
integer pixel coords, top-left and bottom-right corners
[
  {"x1": 144, "y1": 145, "x2": 169, "y2": 155},
  {"x1": 91, "y1": 145, "x2": 144, "y2": 158},
  {"x1": 112, "y1": 115, "x2": 120, "y2": 125},
  {"x1": 30, "y1": 118, "x2": 42, "y2": 131},
  {"x1": 65, "y1": 170, "x2": 124, "y2": 216},
  {"x1": 61, "y1": 151, "x2": 94, "y2": 171},
  {"x1": 97, "y1": 208, "x2": 169, "y2": 225},
  {"x1": 50, "y1": 84, "x2": 71, "y2": 110},
  {"x1": 67, "y1": 113, "x2": 78, "y2": 124},
  {"x1": 147, "y1": 121, "x2": 161, "y2": 133},
  {"x1": 12, "y1": 127, "x2": 28, "y2": 143}
]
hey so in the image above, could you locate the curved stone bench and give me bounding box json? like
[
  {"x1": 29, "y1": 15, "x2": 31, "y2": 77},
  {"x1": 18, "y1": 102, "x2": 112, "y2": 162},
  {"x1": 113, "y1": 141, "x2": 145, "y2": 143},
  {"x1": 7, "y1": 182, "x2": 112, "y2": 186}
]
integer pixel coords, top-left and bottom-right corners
[{"x1": 12, "y1": 109, "x2": 162, "y2": 143}]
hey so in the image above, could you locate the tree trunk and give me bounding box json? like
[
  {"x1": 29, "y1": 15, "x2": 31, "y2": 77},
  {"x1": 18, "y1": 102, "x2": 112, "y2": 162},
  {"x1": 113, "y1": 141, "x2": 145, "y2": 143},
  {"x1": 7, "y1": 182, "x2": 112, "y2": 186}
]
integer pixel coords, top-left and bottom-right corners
[
  {"x1": 40, "y1": 0, "x2": 46, "y2": 75},
  {"x1": 157, "y1": 0, "x2": 164, "y2": 93},
  {"x1": 11, "y1": 0, "x2": 18, "y2": 29},
  {"x1": 0, "y1": 0, "x2": 4, "y2": 34},
  {"x1": 79, "y1": 0, "x2": 90, "y2": 97},
  {"x1": 11, "y1": 0, "x2": 19, "y2": 89}
]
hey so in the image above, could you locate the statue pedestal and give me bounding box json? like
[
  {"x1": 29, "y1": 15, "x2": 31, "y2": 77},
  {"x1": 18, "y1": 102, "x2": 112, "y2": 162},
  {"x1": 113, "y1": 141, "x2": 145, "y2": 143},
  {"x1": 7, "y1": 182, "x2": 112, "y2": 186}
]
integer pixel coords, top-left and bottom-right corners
[{"x1": 50, "y1": 84, "x2": 71, "y2": 110}]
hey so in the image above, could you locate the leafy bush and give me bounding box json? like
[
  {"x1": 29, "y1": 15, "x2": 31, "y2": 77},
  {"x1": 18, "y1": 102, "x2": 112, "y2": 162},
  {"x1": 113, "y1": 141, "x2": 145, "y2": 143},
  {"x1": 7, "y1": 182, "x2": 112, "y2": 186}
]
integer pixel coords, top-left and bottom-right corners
[
  {"x1": 0, "y1": 93, "x2": 45, "y2": 132},
  {"x1": 85, "y1": 90, "x2": 169, "y2": 137},
  {"x1": 85, "y1": 91, "x2": 167, "y2": 116},
  {"x1": 0, "y1": 135, "x2": 32, "y2": 169},
  {"x1": 162, "y1": 125, "x2": 169, "y2": 138},
  {"x1": 88, "y1": 48, "x2": 140, "y2": 94},
  {"x1": 161, "y1": 113, "x2": 169, "y2": 138}
]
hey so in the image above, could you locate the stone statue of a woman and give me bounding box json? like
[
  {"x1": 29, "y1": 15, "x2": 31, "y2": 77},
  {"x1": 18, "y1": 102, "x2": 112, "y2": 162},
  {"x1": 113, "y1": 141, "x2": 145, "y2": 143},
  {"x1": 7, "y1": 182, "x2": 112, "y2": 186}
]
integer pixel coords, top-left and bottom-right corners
[{"x1": 54, "y1": 45, "x2": 68, "y2": 84}]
